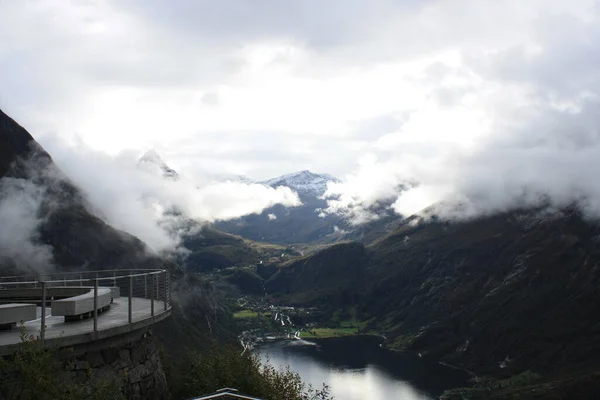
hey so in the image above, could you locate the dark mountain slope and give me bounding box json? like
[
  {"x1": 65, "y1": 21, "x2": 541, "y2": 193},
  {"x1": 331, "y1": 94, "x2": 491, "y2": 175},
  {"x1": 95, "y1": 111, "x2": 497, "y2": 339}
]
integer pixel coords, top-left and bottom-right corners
[
  {"x1": 215, "y1": 197, "x2": 344, "y2": 245},
  {"x1": 265, "y1": 241, "x2": 368, "y2": 306},
  {"x1": 368, "y1": 210, "x2": 600, "y2": 375},
  {"x1": 180, "y1": 225, "x2": 262, "y2": 272},
  {"x1": 265, "y1": 208, "x2": 600, "y2": 384},
  {"x1": 0, "y1": 109, "x2": 174, "y2": 274},
  {"x1": 0, "y1": 109, "x2": 51, "y2": 179}
]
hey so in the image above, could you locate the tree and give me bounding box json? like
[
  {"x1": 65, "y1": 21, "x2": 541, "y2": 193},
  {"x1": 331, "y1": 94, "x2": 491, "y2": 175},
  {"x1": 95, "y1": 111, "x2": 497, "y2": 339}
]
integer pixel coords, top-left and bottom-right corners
[
  {"x1": 0, "y1": 329, "x2": 124, "y2": 400},
  {"x1": 166, "y1": 344, "x2": 332, "y2": 400}
]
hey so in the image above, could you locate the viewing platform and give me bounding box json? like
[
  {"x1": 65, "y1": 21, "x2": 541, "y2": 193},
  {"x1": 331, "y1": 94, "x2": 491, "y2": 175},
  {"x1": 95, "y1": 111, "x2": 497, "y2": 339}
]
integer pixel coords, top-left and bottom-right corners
[{"x1": 0, "y1": 269, "x2": 172, "y2": 355}]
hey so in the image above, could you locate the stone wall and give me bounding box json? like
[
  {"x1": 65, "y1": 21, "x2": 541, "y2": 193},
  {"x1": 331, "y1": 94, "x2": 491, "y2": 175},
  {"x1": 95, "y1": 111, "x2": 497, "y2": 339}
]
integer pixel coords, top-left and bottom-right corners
[
  {"x1": 1, "y1": 327, "x2": 169, "y2": 400},
  {"x1": 69, "y1": 327, "x2": 168, "y2": 399}
]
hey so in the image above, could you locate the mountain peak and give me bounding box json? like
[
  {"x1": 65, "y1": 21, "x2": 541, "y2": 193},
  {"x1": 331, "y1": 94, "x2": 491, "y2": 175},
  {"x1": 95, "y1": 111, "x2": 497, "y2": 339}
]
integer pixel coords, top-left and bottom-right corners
[
  {"x1": 260, "y1": 170, "x2": 339, "y2": 195},
  {"x1": 138, "y1": 150, "x2": 179, "y2": 180},
  {"x1": 140, "y1": 149, "x2": 165, "y2": 165}
]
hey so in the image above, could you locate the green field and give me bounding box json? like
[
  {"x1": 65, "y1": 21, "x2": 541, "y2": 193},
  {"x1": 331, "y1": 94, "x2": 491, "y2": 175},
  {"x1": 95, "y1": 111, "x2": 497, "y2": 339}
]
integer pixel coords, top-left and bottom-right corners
[
  {"x1": 233, "y1": 309, "x2": 259, "y2": 319},
  {"x1": 232, "y1": 309, "x2": 273, "y2": 319},
  {"x1": 299, "y1": 327, "x2": 359, "y2": 338}
]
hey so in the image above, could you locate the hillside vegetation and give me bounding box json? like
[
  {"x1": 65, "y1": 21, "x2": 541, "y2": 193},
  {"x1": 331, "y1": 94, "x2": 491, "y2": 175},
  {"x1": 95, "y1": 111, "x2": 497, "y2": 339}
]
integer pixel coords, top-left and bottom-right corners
[{"x1": 264, "y1": 208, "x2": 600, "y2": 397}]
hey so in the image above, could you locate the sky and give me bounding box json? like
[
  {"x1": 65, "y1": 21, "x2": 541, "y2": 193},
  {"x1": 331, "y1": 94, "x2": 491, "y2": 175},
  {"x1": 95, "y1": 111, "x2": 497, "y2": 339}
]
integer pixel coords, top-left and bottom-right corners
[{"x1": 3, "y1": 0, "x2": 600, "y2": 233}]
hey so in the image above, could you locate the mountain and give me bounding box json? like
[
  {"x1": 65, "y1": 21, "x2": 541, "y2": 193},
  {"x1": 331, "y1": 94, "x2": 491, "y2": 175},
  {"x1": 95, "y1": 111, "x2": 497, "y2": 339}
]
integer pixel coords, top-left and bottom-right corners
[
  {"x1": 139, "y1": 149, "x2": 179, "y2": 180},
  {"x1": 0, "y1": 109, "x2": 241, "y2": 360},
  {"x1": 178, "y1": 223, "x2": 290, "y2": 273},
  {"x1": 215, "y1": 170, "x2": 347, "y2": 244},
  {"x1": 134, "y1": 151, "x2": 282, "y2": 272},
  {"x1": 215, "y1": 170, "x2": 411, "y2": 245},
  {"x1": 260, "y1": 170, "x2": 338, "y2": 196},
  {"x1": 0, "y1": 110, "x2": 178, "y2": 275},
  {"x1": 264, "y1": 207, "x2": 600, "y2": 398}
]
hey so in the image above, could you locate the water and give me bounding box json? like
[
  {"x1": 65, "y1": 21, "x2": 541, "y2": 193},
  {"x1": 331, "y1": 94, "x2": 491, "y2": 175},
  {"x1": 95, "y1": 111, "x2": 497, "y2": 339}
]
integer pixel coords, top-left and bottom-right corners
[{"x1": 256, "y1": 336, "x2": 470, "y2": 400}]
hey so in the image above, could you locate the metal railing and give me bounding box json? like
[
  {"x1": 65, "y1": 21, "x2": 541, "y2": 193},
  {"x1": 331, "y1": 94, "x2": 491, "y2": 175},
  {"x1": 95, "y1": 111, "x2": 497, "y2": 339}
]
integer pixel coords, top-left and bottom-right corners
[{"x1": 0, "y1": 269, "x2": 171, "y2": 346}]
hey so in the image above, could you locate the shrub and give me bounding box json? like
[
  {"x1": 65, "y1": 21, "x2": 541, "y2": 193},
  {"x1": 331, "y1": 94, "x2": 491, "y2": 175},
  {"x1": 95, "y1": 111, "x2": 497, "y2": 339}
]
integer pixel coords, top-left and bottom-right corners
[
  {"x1": 167, "y1": 344, "x2": 332, "y2": 400},
  {"x1": 0, "y1": 330, "x2": 124, "y2": 400}
]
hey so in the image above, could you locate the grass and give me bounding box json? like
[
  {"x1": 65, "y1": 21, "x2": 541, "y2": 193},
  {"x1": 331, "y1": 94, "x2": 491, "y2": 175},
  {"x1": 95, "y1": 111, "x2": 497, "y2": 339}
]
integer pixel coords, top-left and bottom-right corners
[
  {"x1": 388, "y1": 333, "x2": 417, "y2": 350},
  {"x1": 495, "y1": 370, "x2": 542, "y2": 389},
  {"x1": 340, "y1": 320, "x2": 368, "y2": 330},
  {"x1": 441, "y1": 370, "x2": 543, "y2": 399},
  {"x1": 233, "y1": 309, "x2": 259, "y2": 319},
  {"x1": 300, "y1": 327, "x2": 359, "y2": 338},
  {"x1": 232, "y1": 309, "x2": 273, "y2": 319}
]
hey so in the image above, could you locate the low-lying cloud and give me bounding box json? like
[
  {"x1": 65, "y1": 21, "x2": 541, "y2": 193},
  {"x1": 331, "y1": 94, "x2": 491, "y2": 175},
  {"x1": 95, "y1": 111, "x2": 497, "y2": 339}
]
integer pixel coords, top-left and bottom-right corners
[
  {"x1": 0, "y1": 178, "x2": 54, "y2": 272},
  {"x1": 324, "y1": 7, "x2": 600, "y2": 224},
  {"x1": 38, "y1": 137, "x2": 301, "y2": 252}
]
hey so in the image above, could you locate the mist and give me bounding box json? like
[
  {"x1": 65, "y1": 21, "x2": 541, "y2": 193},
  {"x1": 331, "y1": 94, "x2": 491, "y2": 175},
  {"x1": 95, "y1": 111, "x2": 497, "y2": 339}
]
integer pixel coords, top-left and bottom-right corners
[
  {"x1": 4, "y1": 0, "x2": 600, "y2": 229},
  {"x1": 36, "y1": 136, "x2": 301, "y2": 252},
  {"x1": 323, "y1": 8, "x2": 600, "y2": 224},
  {"x1": 0, "y1": 178, "x2": 54, "y2": 273}
]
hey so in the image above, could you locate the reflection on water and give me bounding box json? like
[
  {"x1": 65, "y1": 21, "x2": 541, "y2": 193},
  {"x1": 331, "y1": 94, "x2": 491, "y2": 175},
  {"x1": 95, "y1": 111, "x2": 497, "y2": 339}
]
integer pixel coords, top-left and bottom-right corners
[{"x1": 256, "y1": 336, "x2": 469, "y2": 400}]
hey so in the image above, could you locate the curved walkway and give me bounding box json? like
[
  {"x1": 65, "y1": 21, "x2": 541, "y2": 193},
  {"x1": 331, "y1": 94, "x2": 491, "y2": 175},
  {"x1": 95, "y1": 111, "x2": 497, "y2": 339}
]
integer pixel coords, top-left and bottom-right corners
[{"x1": 0, "y1": 296, "x2": 170, "y2": 355}]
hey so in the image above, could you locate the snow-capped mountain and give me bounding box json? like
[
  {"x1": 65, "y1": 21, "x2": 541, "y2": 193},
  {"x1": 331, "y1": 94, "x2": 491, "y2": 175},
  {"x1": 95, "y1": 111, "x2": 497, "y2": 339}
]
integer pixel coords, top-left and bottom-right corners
[
  {"x1": 215, "y1": 170, "x2": 346, "y2": 244},
  {"x1": 138, "y1": 150, "x2": 179, "y2": 180},
  {"x1": 260, "y1": 170, "x2": 339, "y2": 196}
]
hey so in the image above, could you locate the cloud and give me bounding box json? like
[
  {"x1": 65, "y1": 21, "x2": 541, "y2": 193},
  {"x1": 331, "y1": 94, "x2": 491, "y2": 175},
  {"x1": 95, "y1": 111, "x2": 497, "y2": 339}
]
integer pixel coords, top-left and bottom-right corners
[
  {"x1": 332, "y1": 226, "x2": 347, "y2": 236},
  {"x1": 267, "y1": 213, "x2": 277, "y2": 221},
  {"x1": 0, "y1": 0, "x2": 549, "y2": 179},
  {"x1": 319, "y1": 2, "x2": 600, "y2": 223},
  {"x1": 39, "y1": 136, "x2": 301, "y2": 252},
  {"x1": 323, "y1": 154, "x2": 416, "y2": 224},
  {"x1": 0, "y1": 178, "x2": 54, "y2": 272},
  {"x1": 3, "y1": 0, "x2": 600, "y2": 226}
]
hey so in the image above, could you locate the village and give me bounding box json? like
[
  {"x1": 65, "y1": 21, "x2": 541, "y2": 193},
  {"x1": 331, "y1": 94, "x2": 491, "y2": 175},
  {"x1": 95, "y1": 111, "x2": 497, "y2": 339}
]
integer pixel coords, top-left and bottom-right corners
[{"x1": 232, "y1": 296, "x2": 365, "y2": 353}]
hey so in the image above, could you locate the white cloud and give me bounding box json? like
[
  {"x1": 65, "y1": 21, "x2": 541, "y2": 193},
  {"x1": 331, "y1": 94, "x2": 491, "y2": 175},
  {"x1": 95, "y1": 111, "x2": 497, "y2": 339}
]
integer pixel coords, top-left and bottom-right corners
[
  {"x1": 0, "y1": 178, "x2": 54, "y2": 272},
  {"x1": 3, "y1": 0, "x2": 600, "y2": 225},
  {"x1": 39, "y1": 136, "x2": 300, "y2": 251},
  {"x1": 268, "y1": 213, "x2": 277, "y2": 221}
]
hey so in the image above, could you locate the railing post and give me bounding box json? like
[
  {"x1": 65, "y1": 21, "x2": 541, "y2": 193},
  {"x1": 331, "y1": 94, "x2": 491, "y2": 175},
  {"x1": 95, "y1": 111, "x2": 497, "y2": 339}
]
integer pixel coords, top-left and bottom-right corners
[
  {"x1": 164, "y1": 271, "x2": 168, "y2": 311},
  {"x1": 151, "y1": 273, "x2": 155, "y2": 317},
  {"x1": 144, "y1": 274, "x2": 147, "y2": 299},
  {"x1": 41, "y1": 281, "x2": 47, "y2": 347},
  {"x1": 128, "y1": 275, "x2": 133, "y2": 324},
  {"x1": 93, "y1": 279, "x2": 98, "y2": 334}
]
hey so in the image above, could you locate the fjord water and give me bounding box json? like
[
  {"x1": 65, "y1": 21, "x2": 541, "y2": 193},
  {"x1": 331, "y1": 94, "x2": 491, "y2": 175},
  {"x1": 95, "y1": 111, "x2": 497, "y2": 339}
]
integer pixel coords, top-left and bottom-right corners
[{"x1": 257, "y1": 336, "x2": 469, "y2": 400}]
